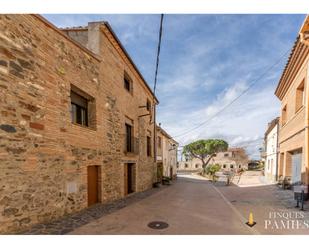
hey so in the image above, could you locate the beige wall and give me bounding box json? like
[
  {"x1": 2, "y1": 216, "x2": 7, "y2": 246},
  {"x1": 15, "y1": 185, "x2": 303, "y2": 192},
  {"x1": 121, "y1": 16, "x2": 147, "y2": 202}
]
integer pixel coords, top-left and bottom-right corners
[
  {"x1": 177, "y1": 149, "x2": 248, "y2": 172},
  {"x1": 156, "y1": 127, "x2": 178, "y2": 178},
  {"x1": 278, "y1": 53, "x2": 309, "y2": 185}
]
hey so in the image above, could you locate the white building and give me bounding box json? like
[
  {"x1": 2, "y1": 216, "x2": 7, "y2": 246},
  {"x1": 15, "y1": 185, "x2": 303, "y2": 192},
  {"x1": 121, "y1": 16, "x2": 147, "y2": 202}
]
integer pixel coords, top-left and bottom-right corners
[
  {"x1": 156, "y1": 125, "x2": 178, "y2": 179},
  {"x1": 264, "y1": 117, "x2": 279, "y2": 183}
]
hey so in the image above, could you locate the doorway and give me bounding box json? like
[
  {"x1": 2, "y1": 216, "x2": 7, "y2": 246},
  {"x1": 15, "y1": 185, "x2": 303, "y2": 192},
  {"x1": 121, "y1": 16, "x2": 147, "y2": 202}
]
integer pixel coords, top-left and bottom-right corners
[
  {"x1": 291, "y1": 150, "x2": 302, "y2": 185},
  {"x1": 170, "y1": 167, "x2": 173, "y2": 179},
  {"x1": 124, "y1": 163, "x2": 135, "y2": 195},
  {"x1": 157, "y1": 162, "x2": 163, "y2": 182},
  {"x1": 87, "y1": 165, "x2": 100, "y2": 206}
]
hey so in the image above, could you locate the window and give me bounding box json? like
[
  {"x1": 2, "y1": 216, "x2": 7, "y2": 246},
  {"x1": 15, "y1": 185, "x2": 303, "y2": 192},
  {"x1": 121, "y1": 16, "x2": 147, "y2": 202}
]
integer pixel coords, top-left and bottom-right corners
[
  {"x1": 282, "y1": 105, "x2": 287, "y2": 126},
  {"x1": 158, "y1": 136, "x2": 162, "y2": 148},
  {"x1": 224, "y1": 153, "x2": 229, "y2": 157},
  {"x1": 223, "y1": 164, "x2": 226, "y2": 168},
  {"x1": 147, "y1": 136, "x2": 151, "y2": 157},
  {"x1": 185, "y1": 163, "x2": 188, "y2": 168},
  {"x1": 125, "y1": 123, "x2": 133, "y2": 153},
  {"x1": 295, "y1": 80, "x2": 305, "y2": 112},
  {"x1": 230, "y1": 165, "x2": 234, "y2": 169},
  {"x1": 71, "y1": 90, "x2": 88, "y2": 127},
  {"x1": 195, "y1": 164, "x2": 199, "y2": 168},
  {"x1": 239, "y1": 165, "x2": 241, "y2": 168},
  {"x1": 124, "y1": 72, "x2": 132, "y2": 93},
  {"x1": 146, "y1": 99, "x2": 151, "y2": 111}
]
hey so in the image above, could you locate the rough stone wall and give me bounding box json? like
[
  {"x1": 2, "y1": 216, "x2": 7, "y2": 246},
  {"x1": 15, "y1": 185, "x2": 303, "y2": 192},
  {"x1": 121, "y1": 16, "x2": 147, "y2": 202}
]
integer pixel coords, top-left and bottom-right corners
[
  {"x1": 0, "y1": 15, "x2": 157, "y2": 233},
  {"x1": 0, "y1": 14, "x2": 105, "y2": 233},
  {"x1": 64, "y1": 23, "x2": 157, "y2": 196},
  {"x1": 97, "y1": 24, "x2": 156, "y2": 193}
]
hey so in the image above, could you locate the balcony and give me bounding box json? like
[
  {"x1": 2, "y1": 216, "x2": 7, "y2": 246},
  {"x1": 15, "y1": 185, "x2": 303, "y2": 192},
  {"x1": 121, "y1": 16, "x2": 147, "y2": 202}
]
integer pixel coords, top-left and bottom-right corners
[{"x1": 123, "y1": 135, "x2": 139, "y2": 156}]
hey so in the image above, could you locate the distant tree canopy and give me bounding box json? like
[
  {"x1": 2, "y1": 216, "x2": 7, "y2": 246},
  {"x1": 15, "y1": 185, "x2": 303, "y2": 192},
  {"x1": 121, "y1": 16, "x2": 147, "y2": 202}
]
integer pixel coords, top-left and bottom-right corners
[{"x1": 183, "y1": 139, "x2": 228, "y2": 168}]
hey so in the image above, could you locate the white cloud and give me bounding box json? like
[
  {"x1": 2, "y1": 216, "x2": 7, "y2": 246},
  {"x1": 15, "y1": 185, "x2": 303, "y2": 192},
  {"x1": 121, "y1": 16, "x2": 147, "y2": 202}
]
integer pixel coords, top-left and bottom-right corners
[{"x1": 158, "y1": 79, "x2": 280, "y2": 159}]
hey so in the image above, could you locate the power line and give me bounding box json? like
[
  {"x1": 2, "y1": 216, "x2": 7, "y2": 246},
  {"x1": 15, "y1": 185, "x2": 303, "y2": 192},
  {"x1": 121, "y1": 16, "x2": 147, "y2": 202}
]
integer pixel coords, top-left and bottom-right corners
[
  {"x1": 172, "y1": 48, "x2": 291, "y2": 139},
  {"x1": 153, "y1": 14, "x2": 164, "y2": 94},
  {"x1": 152, "y1": 14, "x2": 164, "y2": 161}
]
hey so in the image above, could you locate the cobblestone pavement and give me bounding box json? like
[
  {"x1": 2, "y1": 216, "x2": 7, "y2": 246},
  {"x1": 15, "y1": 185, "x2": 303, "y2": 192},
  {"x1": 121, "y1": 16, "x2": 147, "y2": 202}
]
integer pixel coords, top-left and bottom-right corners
[
  {"x1": 273, "y1": 186, "x2": 309, "y2": 210},
  {"x1": 18, "y1": 186, "x2": 166, "y2": 235}
]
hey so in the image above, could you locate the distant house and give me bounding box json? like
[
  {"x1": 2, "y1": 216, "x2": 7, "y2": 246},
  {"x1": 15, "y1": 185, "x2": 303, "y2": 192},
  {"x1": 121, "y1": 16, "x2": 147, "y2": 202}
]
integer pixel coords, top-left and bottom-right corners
[
  {"x1": 177, "y1": 148, "x2": 249, "y2": 172},
  {"x1": 156, "y1": 125, "x2": 178, "y2": 180},
  {"x1": 263, "y1": 117, "x2": 279, "y2": 183}
]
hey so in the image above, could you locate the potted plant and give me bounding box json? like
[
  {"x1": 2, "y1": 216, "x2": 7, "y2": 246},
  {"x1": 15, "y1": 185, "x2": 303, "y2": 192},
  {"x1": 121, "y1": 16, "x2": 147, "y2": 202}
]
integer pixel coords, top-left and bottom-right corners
[{"x1": 162, "y1": 176, "x2": 171, "y2": 185}]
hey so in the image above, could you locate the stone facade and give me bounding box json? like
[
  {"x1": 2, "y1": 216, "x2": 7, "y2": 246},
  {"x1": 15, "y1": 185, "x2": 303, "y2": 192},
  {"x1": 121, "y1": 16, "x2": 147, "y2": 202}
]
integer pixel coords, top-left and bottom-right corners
[
  {"x1": 156, "y1": 125, "x2": 178, "y2": 179},
  {"x1": 275, "y1": 16, "x2": 309, "y2": 187},
  {"x1": 263, "y1": 117, "x2": 279, "y2": 183},
  {"x1": 177, "y1": 148, "x2": 249, "y2": 172},
  {"x1": 0, "y1": 15, "x2": 158, "y2": 233}
]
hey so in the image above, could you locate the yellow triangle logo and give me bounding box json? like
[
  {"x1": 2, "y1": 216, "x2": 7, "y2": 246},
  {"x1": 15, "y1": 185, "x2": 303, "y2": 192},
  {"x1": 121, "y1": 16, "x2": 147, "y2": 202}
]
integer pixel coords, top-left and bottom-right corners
[{"x1": 246, "y1": 212, "x2": 256, "y2": 227}]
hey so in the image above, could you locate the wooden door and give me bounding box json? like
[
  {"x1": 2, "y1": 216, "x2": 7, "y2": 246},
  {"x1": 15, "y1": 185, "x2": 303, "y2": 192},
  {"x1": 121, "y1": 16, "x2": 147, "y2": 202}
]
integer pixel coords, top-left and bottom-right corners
[
  {"x1": 124, "y1": 163, "x2": 135, "y2": 195},
  {"x1": 87, "y1": 166, "x2": 99, "y2": 206},
  {"x1": 157, "y1": 163, "x2": 163, "y2": 182},
  {"x1": 124, "y1": 164, "x2": 128, "y2": 195},
  {"x1": 127, "y1": 164, "x2": 133, "y2": 194}
]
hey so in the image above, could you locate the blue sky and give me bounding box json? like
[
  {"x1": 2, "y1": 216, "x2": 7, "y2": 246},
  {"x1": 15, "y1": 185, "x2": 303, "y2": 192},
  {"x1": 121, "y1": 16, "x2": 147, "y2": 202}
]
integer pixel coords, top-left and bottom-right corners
[{"x1": 44, "y1": 14, "x2": 305, "y2": 159}]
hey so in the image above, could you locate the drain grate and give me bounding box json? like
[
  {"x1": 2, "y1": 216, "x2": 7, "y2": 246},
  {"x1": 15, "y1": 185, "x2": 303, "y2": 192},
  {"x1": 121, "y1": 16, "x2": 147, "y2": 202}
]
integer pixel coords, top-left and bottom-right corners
[{"x1": 147, "y1": 221, "x2": 169, "y2": 230}]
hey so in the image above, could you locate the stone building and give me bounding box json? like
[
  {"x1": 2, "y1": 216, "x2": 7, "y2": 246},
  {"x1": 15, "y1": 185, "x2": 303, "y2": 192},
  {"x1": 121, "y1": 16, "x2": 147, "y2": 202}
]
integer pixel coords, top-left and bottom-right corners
[
  {"x1": 0, "y1": 15, "x2": 158, "y2": 233},
  {"x1": 177, "y1": 148, "x2": 249, "y2": 172},
  {"x1": 156, "y1": 125, "x2": 178, "y2": 180},
  {"x1": 275, "y1": 15, "x2": 309, "y2": 188},
  {"x1": 263, "y1": 117, "x2": 279, "y2": 183}
]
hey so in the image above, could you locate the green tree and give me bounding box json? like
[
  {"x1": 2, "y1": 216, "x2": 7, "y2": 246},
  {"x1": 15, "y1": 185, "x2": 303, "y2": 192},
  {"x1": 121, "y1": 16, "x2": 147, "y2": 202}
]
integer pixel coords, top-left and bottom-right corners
[
  {"x1": 183, "y1": 139, "x2": 228, "y2": 169},
  {"x1": 205, "y1": 164, "x2": 221, "y2": 181}
]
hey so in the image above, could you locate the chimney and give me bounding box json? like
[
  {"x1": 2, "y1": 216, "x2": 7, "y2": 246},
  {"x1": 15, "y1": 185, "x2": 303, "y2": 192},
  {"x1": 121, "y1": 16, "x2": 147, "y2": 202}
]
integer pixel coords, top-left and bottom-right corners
[{"x1": 87, "y1": 22, "x2": 104, "y2": 55}]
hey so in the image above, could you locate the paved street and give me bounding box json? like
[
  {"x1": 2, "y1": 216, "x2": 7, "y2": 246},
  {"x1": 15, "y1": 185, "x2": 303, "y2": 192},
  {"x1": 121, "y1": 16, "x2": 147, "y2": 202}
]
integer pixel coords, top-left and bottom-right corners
[
  {"x1": 70, "y1": 175, "x2": 251, "y2": 235},
  {"x1": 20, "y1": 173, "x2": 309, "y2": 235},
  {"x1": 69, "y1": 174, "x2": 309, "y2": 235}
]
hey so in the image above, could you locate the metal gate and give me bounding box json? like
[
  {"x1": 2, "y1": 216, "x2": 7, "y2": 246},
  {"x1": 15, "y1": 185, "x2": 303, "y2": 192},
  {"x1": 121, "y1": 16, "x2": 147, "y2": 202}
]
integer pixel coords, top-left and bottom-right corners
[{"x1": 291, "y1": 151, "x2": 302, "y2": 184}]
